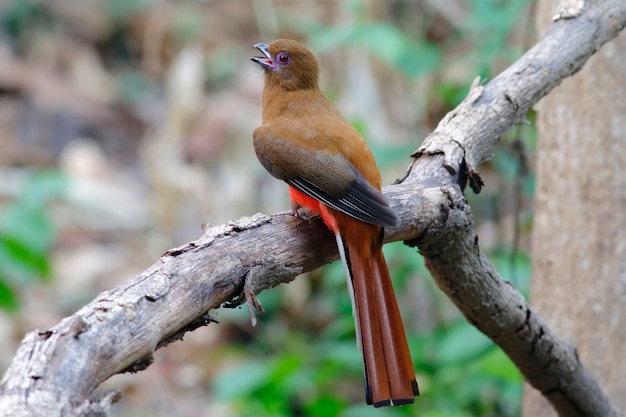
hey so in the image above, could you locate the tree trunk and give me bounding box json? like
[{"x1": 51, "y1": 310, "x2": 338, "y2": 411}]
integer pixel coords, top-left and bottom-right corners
[{"x1": 524, "y1": 2, "x2": 626, "y2": 416}]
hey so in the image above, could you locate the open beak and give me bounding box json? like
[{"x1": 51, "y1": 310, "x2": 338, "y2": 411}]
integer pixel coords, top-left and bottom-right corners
[{"x1": 250, "y1": 43, "x2": 274, "y2": 71}]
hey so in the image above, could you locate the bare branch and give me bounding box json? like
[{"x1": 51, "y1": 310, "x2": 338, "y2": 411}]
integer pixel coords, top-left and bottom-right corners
[{"x1": 1, "y1": 1, "x2": 625, "y2": 416}]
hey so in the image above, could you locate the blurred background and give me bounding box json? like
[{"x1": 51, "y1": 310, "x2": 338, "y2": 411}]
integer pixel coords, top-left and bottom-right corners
[{"x1": 0, "y1": 0, "x2": 537, "y2": 416}]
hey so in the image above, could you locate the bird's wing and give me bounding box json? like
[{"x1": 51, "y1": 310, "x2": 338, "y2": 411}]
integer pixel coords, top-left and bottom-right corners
[{"x1": 253, "y1": 128, "x2": 399, "y2": 227}]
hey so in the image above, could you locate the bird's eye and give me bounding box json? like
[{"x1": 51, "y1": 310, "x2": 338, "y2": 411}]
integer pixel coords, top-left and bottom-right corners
[{"x1": 277, "y1": 52, "x2": 290, "y2": 65}]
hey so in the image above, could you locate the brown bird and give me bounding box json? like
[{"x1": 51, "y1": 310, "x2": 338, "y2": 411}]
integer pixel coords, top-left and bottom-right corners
[{"x1": 251, "y1": 39, "x2": 418, "y2": 407}]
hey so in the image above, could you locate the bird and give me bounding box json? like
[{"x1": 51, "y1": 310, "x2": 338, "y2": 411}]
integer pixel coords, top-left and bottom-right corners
[{"x1": 250, "y1": 39, "x2": 418, "y2": 407}]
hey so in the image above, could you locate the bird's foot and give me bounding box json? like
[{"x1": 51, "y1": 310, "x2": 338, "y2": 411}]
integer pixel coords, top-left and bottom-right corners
[
  {"x1": 275, "y1": 206, "x2": 319, "y2": 223},
  {"x1": 224, "y1": 283, "x2": 265, "y2": 326},
  {"x1": 243, "y1": 284, "x2": 264, "y2": 327}
]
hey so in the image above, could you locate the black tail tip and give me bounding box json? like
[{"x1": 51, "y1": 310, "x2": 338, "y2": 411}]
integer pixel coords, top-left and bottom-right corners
[
  {"x1": 373, "y1": 399, "x2": 393, "y2": 408},
  {"x1": 412, "y1": 379, "x2": 420, "y2": 396},
  {"x1": 365, "y1": 380, "x2": 420, "y2": 407},
  {"x1": 372, "y1": 397, "x2": 417, "y2": 407}
]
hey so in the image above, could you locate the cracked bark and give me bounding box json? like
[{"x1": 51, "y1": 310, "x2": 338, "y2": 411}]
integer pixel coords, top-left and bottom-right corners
[{"x1": 1, "y1": 1, "x2": 625, "y2": 416}]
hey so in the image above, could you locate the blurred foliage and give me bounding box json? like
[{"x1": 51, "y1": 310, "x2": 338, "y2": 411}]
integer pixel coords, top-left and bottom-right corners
[
  {"x1": 0, "y1": 172, "x2": 65, "y2": 311},
  {"x1": 0, "y1": 0, "x2": 51, "y2": 41},
  {"x1": 292, "y1": 0, "x2": 532, "y2": 89},
  {"x1": 306, "y1": 21, "x2": 442, "y2": 79}
]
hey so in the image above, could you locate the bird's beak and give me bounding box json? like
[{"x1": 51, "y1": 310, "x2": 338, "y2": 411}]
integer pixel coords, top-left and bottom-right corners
[{"x1": 250, "y1": 43, "x2": 275, "y2": 71}]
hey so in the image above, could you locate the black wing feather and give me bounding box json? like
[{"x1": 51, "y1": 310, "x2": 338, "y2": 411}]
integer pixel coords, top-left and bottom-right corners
[{"x1": 287, "y1": 170, "x2": 399, "y2": 227}]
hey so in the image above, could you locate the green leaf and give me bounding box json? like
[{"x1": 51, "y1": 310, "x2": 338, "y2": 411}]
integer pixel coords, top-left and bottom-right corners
[
  {"x1": 19, "y1": 171, "x2": 66, "y2": 209},
  {"x1": 474, "y1": 348, "x2": 522, "y2": 382},
  {"x1": 0, "y1": 172, "x2": 65, "y2": 251},
  {"x1": 309, "y1": 23, "x2": 440, "y2": 79},
  {"x1": 433, "y1": 323, "x2": 493, "y2": 366},
  {"x1": 304, "y1": 395, "x2": 345, "y2": 417},
  {"x1": 340, "y1": 403, "x2": 400, "y2": 417},
  {"x1": 0, "y1": 237, "x2": 51, "y2": 282},
  {"x1": 0, "y1": 171, "x2": 65, "y2": 288},
  {"x1": 213, "y1": 359, "x2": 273, "y2": 400},
  {"x1": 0, "y1": 280, "x2": 18, "y2": 311},
  {"x1": 1, "y1": 207, "x2": 55, "y2": 256},
  {"x1": 422, "y1": 411, "x2": 472, "y2": 417},
  {"x1": 270, "y1": 354, "x2": 303, "y2": 384},
  {"x1": 320, "y1": 340, "x2": 362, "y2": 372}
]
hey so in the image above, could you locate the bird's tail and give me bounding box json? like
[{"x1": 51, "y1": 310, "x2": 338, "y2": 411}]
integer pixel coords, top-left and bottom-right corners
[{"x1": 335, "y1": 232, "x2": 419, "y2": 407}]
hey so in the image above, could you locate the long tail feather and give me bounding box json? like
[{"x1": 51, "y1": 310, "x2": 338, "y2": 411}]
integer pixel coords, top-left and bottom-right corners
[
  {"x1": 372, "y1": 253, "x2": 420, "y2": 404},
  {"x1": 335, "y1": 232, "x2": 419, "y2": 407}
]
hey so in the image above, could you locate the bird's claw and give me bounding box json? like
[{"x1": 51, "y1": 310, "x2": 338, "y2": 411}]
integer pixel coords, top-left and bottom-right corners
[
  {"x1": 274, "y1": 206, "x2": 319, "y2": 224},
  {"x1": 243, "y1": 284, "x2": 264, "y2": 326},
  {"x1": 223, "y1": 283, "x2": 265, "y2": 326}
]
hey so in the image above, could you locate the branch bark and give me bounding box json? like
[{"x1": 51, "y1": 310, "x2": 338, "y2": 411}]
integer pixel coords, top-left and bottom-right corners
[{"x1": 1, "y1": 1, "x2": 625, "y2": 416}]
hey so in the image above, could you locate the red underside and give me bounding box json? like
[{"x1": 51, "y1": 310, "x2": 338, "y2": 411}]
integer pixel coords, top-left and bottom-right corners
[{"x1": 288, "y1": 186, "x2": 338, "y2": 232}]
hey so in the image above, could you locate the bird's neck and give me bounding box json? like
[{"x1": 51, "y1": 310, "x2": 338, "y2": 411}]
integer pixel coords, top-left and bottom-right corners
[{"x1": 261, "y1": 85, "x2": 339, "y2": 123}]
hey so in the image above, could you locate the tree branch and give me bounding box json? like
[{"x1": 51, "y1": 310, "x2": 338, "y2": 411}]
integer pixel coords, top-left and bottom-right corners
[{"x1": 1, "y1": 1, "x2": 625, "y2": 416}]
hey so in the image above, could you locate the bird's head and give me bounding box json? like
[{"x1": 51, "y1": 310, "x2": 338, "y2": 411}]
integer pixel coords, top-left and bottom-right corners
[{"x1": 251, "y1": 39, "x2": 320, "y2": 91}]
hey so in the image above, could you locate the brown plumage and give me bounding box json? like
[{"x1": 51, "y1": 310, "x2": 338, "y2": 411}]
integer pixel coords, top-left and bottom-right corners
[{"x1": 251, "y1": 39, "x2": 419, "y2": 407}]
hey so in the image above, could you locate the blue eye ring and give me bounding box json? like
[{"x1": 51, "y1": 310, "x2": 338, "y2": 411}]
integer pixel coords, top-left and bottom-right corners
[{"x1": 277, "y1": 52, "x2": 290, "y2": 65}]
